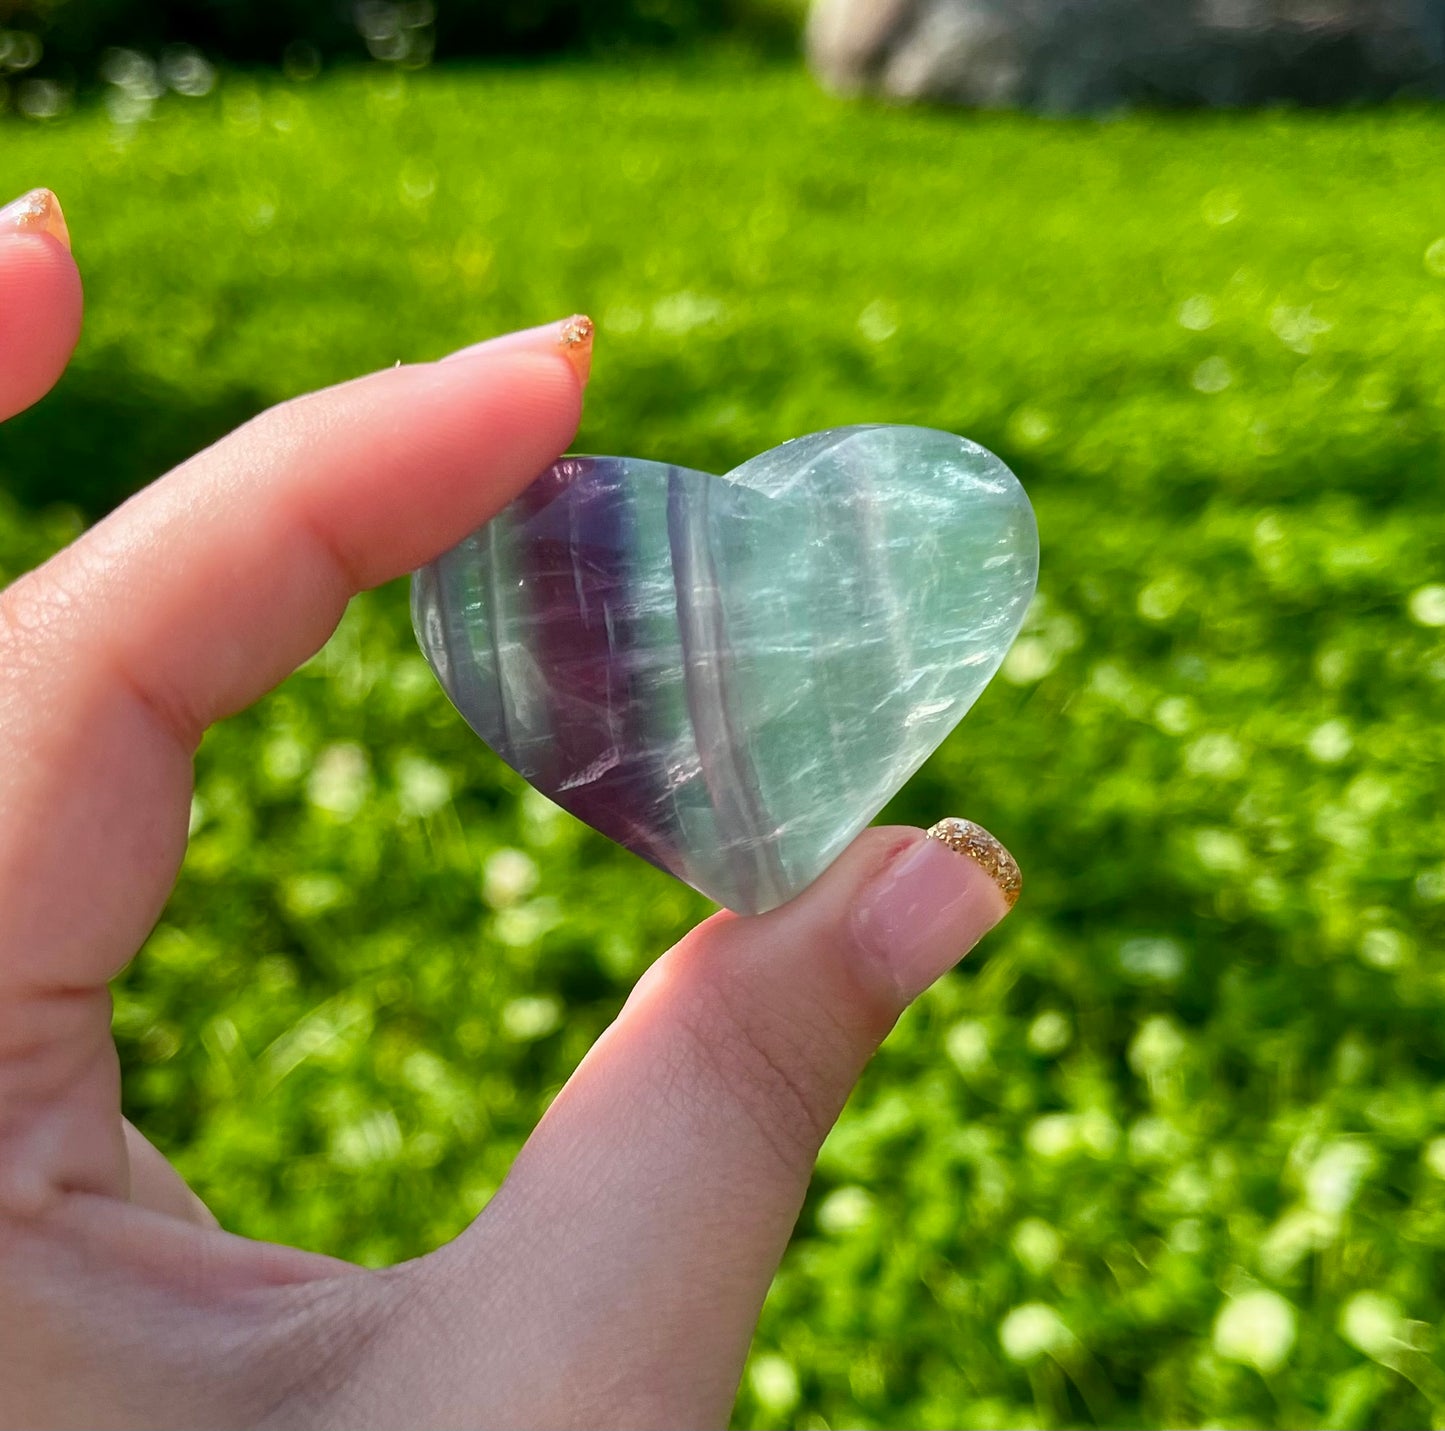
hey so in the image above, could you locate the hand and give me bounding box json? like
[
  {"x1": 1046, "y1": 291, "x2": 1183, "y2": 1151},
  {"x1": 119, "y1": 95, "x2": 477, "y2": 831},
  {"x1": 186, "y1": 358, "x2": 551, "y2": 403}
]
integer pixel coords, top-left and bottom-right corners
[{"x1": 0, "y1": 189, "x2": 1019, "y2": 1431}]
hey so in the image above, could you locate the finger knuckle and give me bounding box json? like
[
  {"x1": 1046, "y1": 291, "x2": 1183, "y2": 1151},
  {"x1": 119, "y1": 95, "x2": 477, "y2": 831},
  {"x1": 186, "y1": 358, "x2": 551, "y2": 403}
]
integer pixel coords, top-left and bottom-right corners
[{"x1": 666, "y1": 959, "x2": 841, "y2": 1178}]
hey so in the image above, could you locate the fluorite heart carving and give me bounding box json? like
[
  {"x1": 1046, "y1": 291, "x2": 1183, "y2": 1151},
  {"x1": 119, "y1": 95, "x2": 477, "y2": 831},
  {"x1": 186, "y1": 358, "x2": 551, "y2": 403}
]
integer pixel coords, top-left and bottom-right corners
[{"x1": 412, "y1": 426, "x2": 1038, "y2": 914}]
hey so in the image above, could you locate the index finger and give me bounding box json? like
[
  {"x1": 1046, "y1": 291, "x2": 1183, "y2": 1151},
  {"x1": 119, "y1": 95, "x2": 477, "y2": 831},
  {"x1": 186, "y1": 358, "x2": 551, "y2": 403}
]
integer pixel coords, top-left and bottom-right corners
[{"x1": 0, "y1": 315, "x2": 589, "y2": 1208}]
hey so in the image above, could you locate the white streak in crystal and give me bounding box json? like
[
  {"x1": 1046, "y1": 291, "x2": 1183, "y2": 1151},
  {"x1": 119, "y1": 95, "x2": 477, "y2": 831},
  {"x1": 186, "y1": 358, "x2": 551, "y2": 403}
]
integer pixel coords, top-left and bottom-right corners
[
  {"x1": 660, "y1": 752, "x2": 704, "y2": 791},
  {"x1": 558, "y1": 748, "x2": 623, "y2": 791},
  {"x1": 905, "y1": 698, "x2": 956, "y2": 725}
]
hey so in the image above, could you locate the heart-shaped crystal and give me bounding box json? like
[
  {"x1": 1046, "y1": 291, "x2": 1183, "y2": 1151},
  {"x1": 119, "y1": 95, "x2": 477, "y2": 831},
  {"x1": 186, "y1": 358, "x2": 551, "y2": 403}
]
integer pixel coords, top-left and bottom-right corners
[{"x1": 413, "y1": 425, "x2": 1038, "y2": 914}]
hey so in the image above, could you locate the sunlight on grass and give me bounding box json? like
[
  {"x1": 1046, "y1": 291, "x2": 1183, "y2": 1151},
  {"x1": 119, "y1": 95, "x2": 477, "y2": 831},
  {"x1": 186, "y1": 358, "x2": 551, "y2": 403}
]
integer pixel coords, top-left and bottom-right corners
[{"x1": 3, "y1": 58, "x2": 1445, "y2": 1428}]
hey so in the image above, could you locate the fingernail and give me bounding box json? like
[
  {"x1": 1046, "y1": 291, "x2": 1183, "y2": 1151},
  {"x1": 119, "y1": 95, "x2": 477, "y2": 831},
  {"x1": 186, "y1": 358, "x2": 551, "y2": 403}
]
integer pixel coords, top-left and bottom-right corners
[
  {"x1": 442, "y1": 313, "x2": 594, "y2": 386},
  {"x1": 0, "y1": 188, "x2": 70, "y2": 251},
  {"x1": 556, "y1": 314, "x2": 595, "y2": 385},
  {"x1": 853, "y1": 818, "x2": 1021, "y2": 1000}
]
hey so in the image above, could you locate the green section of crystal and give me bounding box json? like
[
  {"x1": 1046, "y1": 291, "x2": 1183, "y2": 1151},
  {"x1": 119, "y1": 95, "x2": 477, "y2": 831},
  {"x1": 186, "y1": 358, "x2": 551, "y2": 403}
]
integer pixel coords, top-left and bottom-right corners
[{"x1": 693, "y1": 426, "x2": 1038, "y2": 907}]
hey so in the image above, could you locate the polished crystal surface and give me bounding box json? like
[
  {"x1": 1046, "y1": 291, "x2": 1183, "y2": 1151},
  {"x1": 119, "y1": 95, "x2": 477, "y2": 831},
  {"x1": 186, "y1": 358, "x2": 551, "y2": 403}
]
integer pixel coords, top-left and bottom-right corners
[{"x1": 412, "y1": 425, "x2": 1038, "y2": 914}]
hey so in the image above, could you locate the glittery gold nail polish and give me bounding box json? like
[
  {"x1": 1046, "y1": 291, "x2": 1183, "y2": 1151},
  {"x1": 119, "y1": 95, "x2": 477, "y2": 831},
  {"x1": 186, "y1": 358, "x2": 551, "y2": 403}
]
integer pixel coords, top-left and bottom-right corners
[
  {"x1": 854, "y1": 820, "x2": 1018, "y2": 998},
  {"x1": 926, "y1": 817, "x2": 1022, "y2": 908},
  {"x1": 558, "y1": 314, "x2": 594, "y2": 385},
  {"x1": 0, "y1": 189, "x2": 70, "y2": 250}
]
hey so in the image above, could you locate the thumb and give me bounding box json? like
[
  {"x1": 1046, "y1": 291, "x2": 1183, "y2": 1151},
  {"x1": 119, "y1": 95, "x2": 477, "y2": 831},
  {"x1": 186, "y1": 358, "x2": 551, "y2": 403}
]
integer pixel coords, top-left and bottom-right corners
[
  {"x1": 0, "y1": 189, "x2": 81, "y2": 422},
  {"x1": 423, "y1": 819, "x2": 1019, "y2": 1429}
]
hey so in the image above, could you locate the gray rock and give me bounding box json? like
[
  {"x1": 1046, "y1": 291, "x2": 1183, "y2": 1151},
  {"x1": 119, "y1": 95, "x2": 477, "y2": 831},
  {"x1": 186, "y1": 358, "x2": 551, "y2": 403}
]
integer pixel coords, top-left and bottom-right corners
[{"x1": 806, "y1": 0, "x2": 1445, "y2": 109}]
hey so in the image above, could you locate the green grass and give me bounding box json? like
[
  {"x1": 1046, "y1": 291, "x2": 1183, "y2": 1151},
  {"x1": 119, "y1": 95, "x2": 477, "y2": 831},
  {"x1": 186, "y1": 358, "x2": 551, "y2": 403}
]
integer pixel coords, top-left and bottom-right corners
[{"x1": 4, "y1": 56, "x2": 1445, "y2": 1430}]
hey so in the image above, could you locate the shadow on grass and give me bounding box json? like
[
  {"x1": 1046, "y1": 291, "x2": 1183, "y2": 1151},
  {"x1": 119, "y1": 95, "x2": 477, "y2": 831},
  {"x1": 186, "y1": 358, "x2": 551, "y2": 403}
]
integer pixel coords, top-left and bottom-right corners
[{"x1": 0, "y1": 354, "x2": 268, "y2": 520}]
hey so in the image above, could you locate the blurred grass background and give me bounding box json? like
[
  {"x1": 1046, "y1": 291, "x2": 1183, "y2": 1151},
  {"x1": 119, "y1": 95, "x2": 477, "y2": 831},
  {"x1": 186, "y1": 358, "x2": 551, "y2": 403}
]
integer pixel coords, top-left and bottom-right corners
[{"x1": 3, "y1": 47, "x2": 1445, "y2": 1431}]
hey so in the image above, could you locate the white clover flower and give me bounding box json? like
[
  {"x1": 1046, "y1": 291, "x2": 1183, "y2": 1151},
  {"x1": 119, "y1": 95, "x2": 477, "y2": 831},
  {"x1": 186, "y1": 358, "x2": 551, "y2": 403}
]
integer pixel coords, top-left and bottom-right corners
[{"x1": 1214, "y1": 1290, "x2": 1297, "y2": 1372}]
